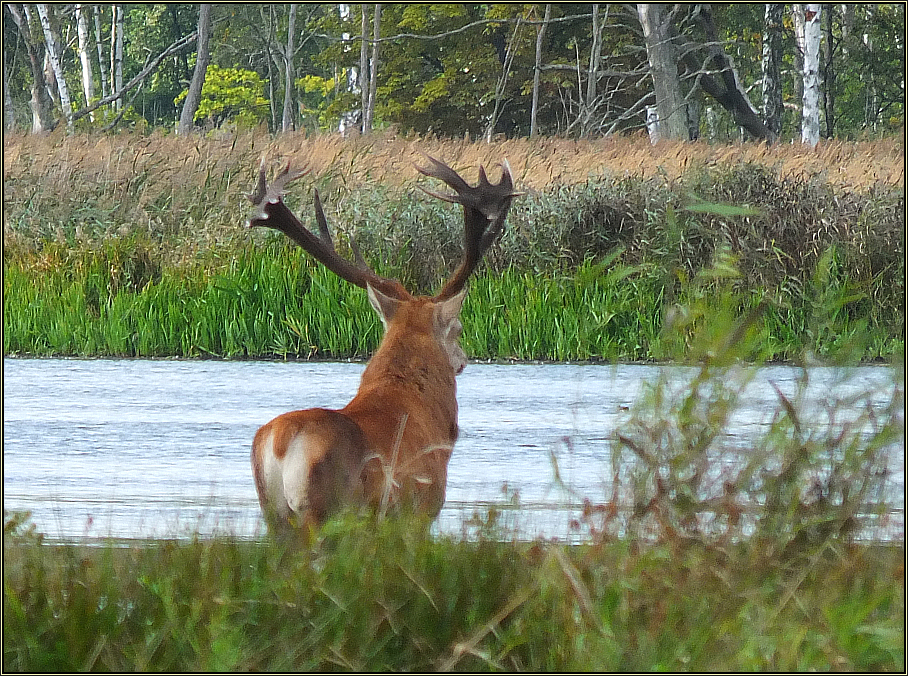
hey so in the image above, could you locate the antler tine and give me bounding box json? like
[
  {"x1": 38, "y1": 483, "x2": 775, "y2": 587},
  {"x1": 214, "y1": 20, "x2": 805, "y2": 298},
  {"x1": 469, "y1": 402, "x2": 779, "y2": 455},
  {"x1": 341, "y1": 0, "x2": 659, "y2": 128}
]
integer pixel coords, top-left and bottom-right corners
[
  {"x1": 247, "y1": 162, "x2": 410, "y2": 300},
  {"x1": 312, "y1": 189, "x2": 336, "y2": 251},
  {"x1": 417, "y1": 156, "x2": 519, "y2": 301},
  {"x1": 247, "y1": 160, "x2": 310, "y2": 218},
  {"x1": 415, "y1": 152, "x2": 472, "y2": 200}
]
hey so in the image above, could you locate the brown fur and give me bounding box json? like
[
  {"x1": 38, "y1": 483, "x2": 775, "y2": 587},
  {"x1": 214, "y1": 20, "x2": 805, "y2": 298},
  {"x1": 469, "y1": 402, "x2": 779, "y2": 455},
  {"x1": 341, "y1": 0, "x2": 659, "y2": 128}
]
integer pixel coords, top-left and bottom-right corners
[
  {"x1": 247, "y1": 157, "x2": 516, "y2": 536},
  {"x1": 250, "y1": 291, "x2": 465, "y2": 533}
]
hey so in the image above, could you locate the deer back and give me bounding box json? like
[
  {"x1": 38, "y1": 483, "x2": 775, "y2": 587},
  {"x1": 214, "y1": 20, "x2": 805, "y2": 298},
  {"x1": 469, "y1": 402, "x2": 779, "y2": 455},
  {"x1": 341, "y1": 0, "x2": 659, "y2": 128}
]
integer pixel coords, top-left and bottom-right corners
[{"x1": 343, "y1": 289, "x2": 466, "y2": 515}]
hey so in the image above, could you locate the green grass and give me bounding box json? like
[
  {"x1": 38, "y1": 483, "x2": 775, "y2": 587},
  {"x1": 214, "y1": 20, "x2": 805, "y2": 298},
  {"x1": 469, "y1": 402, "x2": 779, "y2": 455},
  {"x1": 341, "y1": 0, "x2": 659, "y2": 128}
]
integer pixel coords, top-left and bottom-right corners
[
  {"x1": 4, "y1": 512, "x2": 904, "y2": 672},
  {"x1": 3, "y1": 232, "x2": 903, "y2": 361}
]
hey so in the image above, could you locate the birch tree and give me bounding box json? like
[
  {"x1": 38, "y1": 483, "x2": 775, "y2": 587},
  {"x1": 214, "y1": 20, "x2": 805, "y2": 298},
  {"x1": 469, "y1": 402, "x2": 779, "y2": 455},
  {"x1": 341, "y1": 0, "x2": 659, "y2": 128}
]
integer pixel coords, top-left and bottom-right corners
[
  {"x1": 92, "y1": 6, "x2": 108, "y2": 100},
  {"x1": 178, "y1": 4, "x2": 212, "y2": 135},
  {"x1": 359, "y1": 4, "x2": 369, "y2": 132},
  {"x1": 110, "y1": 5, "x2": 124, "y2": 112},
  {"x1": 36, "y1": 4, "x2": 73, "y2": 129},
  {"x1": 364, "y1": 4, "x2": 381, "y2": 132},
  {"x1": 74, "y1": 5, "x2": 95, "y2": 121},
  {"x1": 800, "y1": 4, "x2": 822, "y2": 146}
]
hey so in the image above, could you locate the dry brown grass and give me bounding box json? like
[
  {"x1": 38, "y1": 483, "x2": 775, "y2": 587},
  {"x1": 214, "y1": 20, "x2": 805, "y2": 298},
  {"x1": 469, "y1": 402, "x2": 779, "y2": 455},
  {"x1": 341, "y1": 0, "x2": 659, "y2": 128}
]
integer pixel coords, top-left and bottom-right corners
[{"x1": 4, "y1": 128, "x2": 904, "y2": 198}]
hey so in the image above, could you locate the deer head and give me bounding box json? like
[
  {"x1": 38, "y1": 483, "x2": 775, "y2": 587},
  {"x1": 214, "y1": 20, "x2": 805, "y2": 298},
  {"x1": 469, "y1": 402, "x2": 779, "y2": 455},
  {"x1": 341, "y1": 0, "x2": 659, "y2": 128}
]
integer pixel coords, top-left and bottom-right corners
[{"x1": 246, "y1": 155, "x2": 517, "y2": 371}]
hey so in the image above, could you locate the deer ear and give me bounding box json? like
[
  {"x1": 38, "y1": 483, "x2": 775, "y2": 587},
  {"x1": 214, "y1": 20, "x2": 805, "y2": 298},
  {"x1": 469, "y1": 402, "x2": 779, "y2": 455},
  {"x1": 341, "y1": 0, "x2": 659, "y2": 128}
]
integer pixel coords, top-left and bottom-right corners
[
  {"x1": 367, "y1": 282, "x2": 403, "y2": 328},
  {"x1": 433, "y1": 288, "x2": 466, "y2": 331}
]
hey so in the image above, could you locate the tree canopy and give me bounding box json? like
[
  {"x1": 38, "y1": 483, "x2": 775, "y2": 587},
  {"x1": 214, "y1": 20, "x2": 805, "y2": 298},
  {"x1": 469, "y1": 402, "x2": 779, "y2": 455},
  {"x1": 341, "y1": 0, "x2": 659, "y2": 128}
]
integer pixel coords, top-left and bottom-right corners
[{"x1": 3, "y1": 3, "x2": 904, "y2": 141}]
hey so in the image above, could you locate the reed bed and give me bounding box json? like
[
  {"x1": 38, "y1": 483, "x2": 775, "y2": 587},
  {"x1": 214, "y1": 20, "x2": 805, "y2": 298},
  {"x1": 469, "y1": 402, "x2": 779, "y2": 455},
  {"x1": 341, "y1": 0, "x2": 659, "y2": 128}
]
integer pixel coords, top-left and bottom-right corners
[
  {"x1": 4, "y1": 128, "x2": 904, "y2": 197},
  {"x1": 3, "y1": 130, "x2": 904, "y2": 361}
]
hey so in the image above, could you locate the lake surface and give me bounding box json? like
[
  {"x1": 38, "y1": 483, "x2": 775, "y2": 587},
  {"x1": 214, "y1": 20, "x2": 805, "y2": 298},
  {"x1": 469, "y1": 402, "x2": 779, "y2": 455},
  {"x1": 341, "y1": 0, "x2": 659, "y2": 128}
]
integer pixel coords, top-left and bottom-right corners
[{"x1": 3, "y1": 358, "x2": 903, "y2": 543}]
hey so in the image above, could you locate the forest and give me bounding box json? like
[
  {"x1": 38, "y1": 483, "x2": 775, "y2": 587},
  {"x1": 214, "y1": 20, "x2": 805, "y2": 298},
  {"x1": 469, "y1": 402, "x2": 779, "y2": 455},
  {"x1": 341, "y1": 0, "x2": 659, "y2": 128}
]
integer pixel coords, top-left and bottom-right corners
[{"x1": 4, "y1": 3, "x2": 905, "y2": 143}]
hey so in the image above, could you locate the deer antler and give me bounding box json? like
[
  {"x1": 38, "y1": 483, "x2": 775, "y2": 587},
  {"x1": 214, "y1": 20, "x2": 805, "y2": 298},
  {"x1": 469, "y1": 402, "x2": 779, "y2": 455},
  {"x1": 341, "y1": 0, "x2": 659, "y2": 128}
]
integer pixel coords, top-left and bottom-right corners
[
  {"x1": 416, "y1": 154, "x2": 520, "y2": 300},
  {"x1": 247, "y1": 159, "x2": 409, "y2": 300}
]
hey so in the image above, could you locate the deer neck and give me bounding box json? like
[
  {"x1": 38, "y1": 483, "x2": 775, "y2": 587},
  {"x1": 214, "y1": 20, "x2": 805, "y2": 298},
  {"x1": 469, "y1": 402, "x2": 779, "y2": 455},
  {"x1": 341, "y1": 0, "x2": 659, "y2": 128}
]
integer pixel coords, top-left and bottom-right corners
[{"x1": 359, "y1": 329, "x2": 457, "y2": 401}]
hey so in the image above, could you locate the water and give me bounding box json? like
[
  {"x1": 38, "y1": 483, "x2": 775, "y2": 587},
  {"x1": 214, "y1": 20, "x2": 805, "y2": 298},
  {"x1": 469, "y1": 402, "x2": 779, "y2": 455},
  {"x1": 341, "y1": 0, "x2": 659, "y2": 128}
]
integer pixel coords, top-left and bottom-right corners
[{"x1": 3, "y1": 358, "x2": 903, "y2": 542}]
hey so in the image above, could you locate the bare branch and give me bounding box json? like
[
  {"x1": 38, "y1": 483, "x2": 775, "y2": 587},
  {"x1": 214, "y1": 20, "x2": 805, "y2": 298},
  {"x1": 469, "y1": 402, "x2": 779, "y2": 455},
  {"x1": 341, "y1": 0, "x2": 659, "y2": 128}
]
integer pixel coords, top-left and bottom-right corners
[
  {"x1": 315, "y1": 12, "x2": 597, "y2": 46},
  {"x1": 70, "y1": 29, "x2": 199, "y2": 123}
]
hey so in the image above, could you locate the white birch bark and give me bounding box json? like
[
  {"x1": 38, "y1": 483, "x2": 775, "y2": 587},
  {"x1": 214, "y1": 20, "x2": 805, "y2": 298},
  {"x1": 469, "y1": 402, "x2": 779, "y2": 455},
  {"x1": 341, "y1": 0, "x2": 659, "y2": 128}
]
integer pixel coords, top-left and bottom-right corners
[
  {"x1": 36, "y1": 4, "x2": 73, "y2": 129},
  {"x1": 359, "y1": 4, "x2": 369, "y2": 132},
  {"x1": 800, "y1": 4, "x2": 822, "y2": 146},
  {"x1": 110, "y1": 5, "x2": 124, "y2": 112},
  {"x1": 93, "y1": 6, "x2": 108, "y2": 99},
  {"x1": 364, "y1": 4, "x2": 381, "y2": 133},
  {"x1": 75, "y1": 5, "x2": 95, "y2": 121}
]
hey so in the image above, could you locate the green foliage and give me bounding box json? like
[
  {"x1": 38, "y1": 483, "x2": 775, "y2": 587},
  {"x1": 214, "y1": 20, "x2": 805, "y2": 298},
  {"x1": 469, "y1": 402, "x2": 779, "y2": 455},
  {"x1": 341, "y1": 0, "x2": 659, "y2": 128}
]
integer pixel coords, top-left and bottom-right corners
[
  {"x1": 3, "y1": 509, "x2": 904, "y2": 671},
  {"x1": 174, "y1": 65, "x2": 269, "y2": 129},
  {"x1": 3, "y1": 3, "x2": 903, "y2": 137}
]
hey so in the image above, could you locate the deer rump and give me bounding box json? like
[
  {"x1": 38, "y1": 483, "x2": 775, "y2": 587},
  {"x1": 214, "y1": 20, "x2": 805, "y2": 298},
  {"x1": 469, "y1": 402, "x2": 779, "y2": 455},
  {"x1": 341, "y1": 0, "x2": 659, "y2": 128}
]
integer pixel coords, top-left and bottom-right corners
[{"x1": 247, "y1": 156, "x2": 517, "y2": 537}]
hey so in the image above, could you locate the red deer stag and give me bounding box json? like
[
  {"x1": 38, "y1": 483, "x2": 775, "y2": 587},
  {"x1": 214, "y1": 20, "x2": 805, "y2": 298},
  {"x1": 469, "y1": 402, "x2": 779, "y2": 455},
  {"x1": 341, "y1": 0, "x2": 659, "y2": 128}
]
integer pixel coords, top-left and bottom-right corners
[{"x1": 247, "y1": 156, "x2": 517, "y2": 538}]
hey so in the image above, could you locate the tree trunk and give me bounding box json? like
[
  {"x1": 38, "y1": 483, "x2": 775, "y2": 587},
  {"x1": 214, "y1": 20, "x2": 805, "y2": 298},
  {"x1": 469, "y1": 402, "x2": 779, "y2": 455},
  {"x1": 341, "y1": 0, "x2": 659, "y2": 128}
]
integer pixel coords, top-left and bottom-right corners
[
  {"x1": 93, "y1": 6, "x2": 108, "y2": 99},
  {"x1": 75, "y1": 5, "x2": 95, "y2": 121},
  {"x1": 801, "y1": 4, "x2": 822, "y2": 146},
  {"x1": 4, "y1": 33, "x2": 15, "y2": 130},
  {"x1": 110, "y1": 6, "x2": 124, "y2": 112},
  {"x1": 337, "y1": 3, "x2": 359, "y2": 135},
  {"x1": 530, "y1": 4, "x2": 551, "y2": 137},
  {"x1": 36, "y1": 4, "x2": 73, "y2": 129},
  {"x1": 581, "y1": 4, "x2": 604, "y2": 137},
  {"x1": 6, "y1": 3, "x2": 55, "y2": 132},
  {"x1": 761, "y1": 3, "x2": 784, "y2": 138},
  {"x1": 282, "y1": 4, "x2": 297, "y2": 133},
  {"x1": 681, "y1": 5, "x2": 777, "y2": 142},
  {"x1": 364, "y1": 4, "x2": 381, "y2": 133},
  {"x1": 178, "y1": 4, "x2": 212, "y2": 135},
  {"x1": 359, "y1": 4, "x2": 369, "y2": 132},
  {"x1": 791, "y1": 5, "x2": 805, "y2": 112},
  {"x1": 637, "y1": 3, "x2": 689, "y2": 141}
]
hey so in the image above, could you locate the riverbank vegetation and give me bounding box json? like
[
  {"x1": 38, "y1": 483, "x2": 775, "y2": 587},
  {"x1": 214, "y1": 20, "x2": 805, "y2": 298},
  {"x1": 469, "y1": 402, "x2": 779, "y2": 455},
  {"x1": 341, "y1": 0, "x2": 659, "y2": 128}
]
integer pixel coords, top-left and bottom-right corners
[
  {"x1": 4, "y1": 515, "x2": 904, "y2": 672},
  {"x1": 3, "y1": 132, "x2": 904, "y2": 362},
  {"x1": 4, "y1": 217, "x2": 903, "y2": 670}
]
